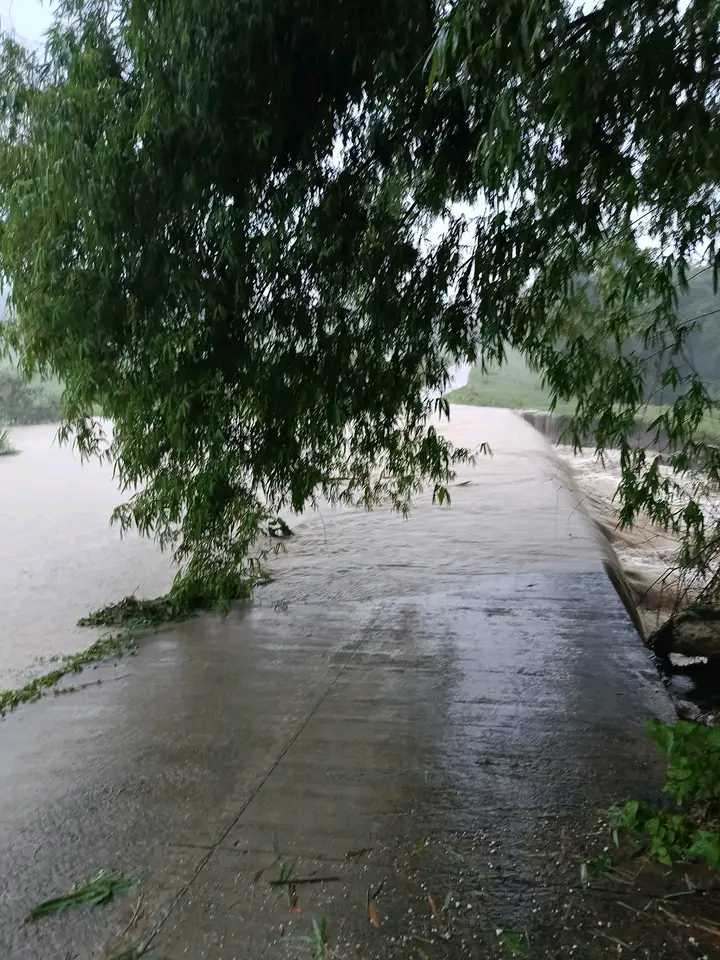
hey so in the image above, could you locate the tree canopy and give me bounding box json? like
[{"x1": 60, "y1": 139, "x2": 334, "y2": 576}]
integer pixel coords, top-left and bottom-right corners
[{"x1": 1, "y1": 0, "x2": 719, "y2": 602}]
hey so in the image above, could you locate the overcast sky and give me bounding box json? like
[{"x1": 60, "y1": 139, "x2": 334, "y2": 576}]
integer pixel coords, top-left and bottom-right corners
[{"x1": 0, "y1": 0, "x2": 54, "y2": 46}]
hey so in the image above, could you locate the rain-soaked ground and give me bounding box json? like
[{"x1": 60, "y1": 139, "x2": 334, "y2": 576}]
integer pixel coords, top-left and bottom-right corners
[{"x1": 0, "y1": 406, "x2": 700, "y2": 958}]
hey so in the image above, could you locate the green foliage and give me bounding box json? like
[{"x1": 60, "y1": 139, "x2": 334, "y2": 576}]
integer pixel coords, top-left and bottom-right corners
[
  {"x1": 452, "y1": 270, "x2": 720, "y2": 413},
  {"x1": 0, "y1": 361, "x2": 64, "y2": 425},
  {"x1": 1, "y1": 0, "x2": 720, "y2": 598},
  {"x1": 648, "y1": 719, "x2": 720, "y2": 807},
  {"x1": 78, "y1": 593, "x2": 196, "y2": 628},
  {"x1": 639, "y1": 269, "x2": 720, "y2": 402},
  {"x1": 448, "y1": 349, "x2": 573, "y2": 412},
  {"x1": 76, "y1": 578, "x2": 258, "y2": 628},
  {"x1": 610, "y1": 800, "x2": 695, "y2": 866},
  {"x1": 585, "y1": 850, "x2": 614, "y2": 876},
  {"x1": 500, "y1": 930, "x2": 528, "y2": 958},
  {"x1": 309, "y1": 917, "x2": 329, "y2": 960},
  {"x1": 0, "y1": 427, "x2": 16, "y2": 454},
  {"x1": 611, "y1": 721, "x2": 720, "y2": 869},
  {"x1": 26, "y1": 870, "x2": 138, "y2": 921},
  {"x1": 0, "y1": 630, "x2": 138, "y2": 717}
]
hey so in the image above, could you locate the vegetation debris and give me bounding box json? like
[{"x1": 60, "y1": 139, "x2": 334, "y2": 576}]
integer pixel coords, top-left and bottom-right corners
[
  {"x1": 26, "y1": 871, "x2": 138, "y2": 922},
  {"x1": 78, "y1": 593, "x2": 203, "y2": 628},
  {"x1": 269, "y1": 875, "x2": 339, "y2": 887},
  {"x1": 309, "y1": 917, "x2": 329, "y2": 960},
  {"x1": 0, "y1": 631, "x2": 137, "y2": 718}
]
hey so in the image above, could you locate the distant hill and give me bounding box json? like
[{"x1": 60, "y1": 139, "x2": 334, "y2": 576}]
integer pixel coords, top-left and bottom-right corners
[
  {"x1": 648, "y1": 268, "x2": 720, "y2": 399},
  {"x1": 450, "y1": 268, "x2": 720, "y2": 410},
  {"x1": 448, "y1": 349, "x2": 567, "y2": 412}
]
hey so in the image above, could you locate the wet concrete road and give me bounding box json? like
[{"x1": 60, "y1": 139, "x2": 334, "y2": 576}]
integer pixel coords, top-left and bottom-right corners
[{"x1": 0, "y1": 408, "x2": 674, "y2": 958}]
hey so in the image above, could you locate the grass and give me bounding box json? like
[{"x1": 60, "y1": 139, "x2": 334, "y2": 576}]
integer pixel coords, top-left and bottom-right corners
[
  {"x1": 447, "y1": 351, "x2": 720, "y2": 445},
  {"x1": 500, "y1": 930, "x2": 529, "y2": 958},
  {"x1": 26, "y1": 870, "x2": 138, "y2": 921},
  {"x1": 447, "y1": 350, "x2": 575, "y2": 414}
]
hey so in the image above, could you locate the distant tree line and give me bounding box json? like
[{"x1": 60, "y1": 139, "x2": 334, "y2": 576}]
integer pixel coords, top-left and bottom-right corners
[
  {"x1": 0, "y1": 362, "x2": 63, "y2": 425},
  {"x1": 640, "y1": 270, "x2": 720, "y2": 403}
]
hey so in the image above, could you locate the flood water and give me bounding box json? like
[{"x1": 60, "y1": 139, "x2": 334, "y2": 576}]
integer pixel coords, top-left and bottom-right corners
[
  {"x1": 261, "y1": 404, "x2": 604, "y2": 605},
  {"x1": 0, "y1": 405, "x2": 620, "y2": 689},
  {"x1": 0, "y1": 424, "x2": 175, "y2": 688}
]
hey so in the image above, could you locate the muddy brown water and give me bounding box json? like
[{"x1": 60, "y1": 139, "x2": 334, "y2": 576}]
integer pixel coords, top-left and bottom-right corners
[
  {"x1": 262, "y1": 404, "x2": 605, "y2": 601},
  {"x1": 0, "y1": 365, "x2": 472, "y2": 688}
]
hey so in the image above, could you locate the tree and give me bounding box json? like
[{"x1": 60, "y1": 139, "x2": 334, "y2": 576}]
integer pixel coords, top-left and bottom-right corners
[{"x1": 1, "y1": 0, "x2": 719, "y2": 604}]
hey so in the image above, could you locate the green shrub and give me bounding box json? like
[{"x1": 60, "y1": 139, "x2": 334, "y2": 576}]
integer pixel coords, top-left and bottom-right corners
[
  {"x1": 611, "y1": 720, "x2": 720, "y2": 868},
  {"x1": 650, "y1": 719, "x2": 720, "y2": 807},
  {"x1": 0, "y1": 430, "x2": 17, "y2": 457}
]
